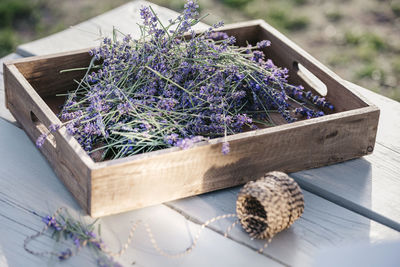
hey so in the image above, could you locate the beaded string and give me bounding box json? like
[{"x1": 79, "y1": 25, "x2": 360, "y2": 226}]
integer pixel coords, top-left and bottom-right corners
[
  {"x1": 24, "y1": 172, "x2": 303, "y2": 261},
  {"x1": 24, "y1": 211, "x2": 273, "y2": 260}
]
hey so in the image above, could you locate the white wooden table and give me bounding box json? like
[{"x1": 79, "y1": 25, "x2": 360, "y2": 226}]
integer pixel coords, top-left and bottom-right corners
[{"x1": 1, "y1": 1, "x2": 400, "y2": 266}]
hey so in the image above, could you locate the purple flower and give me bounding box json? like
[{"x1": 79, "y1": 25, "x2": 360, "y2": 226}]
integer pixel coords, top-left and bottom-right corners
[
  {"x1": 52, "y1": 0, "x2": 333, "y2": 160},
  {"x1": 49, "y1": 124, "x2": 60, "y2": 132},
  {"x1": 257, "y1": 40, "x2": 271, "y2": 49},
  {"x1": 42, "y1": 215, "x2": 56, "y2": 226},
  {"x1": 85, "y1": 231, "x2": 96, "y2": 238},
  {"x1": 176, "y1": 136, "x2": 204, "y2": 150},
  {"x1": 42, "y1": 215, "x2": 63, "y2": 231},
  {"x1": 209, "y1": 31, "x2": 229, "y2": 41},
  {"x1": 36, "y1": 134, "x2": 46, "y2": 148},
  {"x1": 58, "y1": 248, "x2": 72, "y2": 260},
  {"x1": 73, "y1": 237, "x2": 81, "y2": 248},
  {"x1": 222, "y1": 142, "x2": 230, "y2": 155},
  {"x1": 164, "y1": 133, "x2": 179, "y2": 145}
]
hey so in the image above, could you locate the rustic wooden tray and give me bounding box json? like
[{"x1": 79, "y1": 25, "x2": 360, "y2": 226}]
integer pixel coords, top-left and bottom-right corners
[{"x1": 3, "y1": 20, "x2": 379, "y2": 217}]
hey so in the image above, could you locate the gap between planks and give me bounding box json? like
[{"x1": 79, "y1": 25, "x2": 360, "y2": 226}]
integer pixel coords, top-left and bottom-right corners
[
  {"x1": 163, "y1": 202, "x2": 290, "y2": 267},
  {"x1": 292, "y1": 170, "x2": 400, "y2": 232},
  {"x1": 0, "y1": 180, "x2": 285, "y2": 265}
]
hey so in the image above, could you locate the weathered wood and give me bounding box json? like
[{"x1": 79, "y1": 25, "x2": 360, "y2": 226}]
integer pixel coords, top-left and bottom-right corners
[
  {"x1": 1, "y1": 197, "x2": 280, "y2": 267},
  {"x1": 90, "y1": 106, "x2": 378, "y2": 217},
  {"x1": 4, "y1": 22, "x2": 380, "y2": 217},
  {"x1": 167, "y1": 186, "x2": 400, "y2": 267},
  {"x1": 4, "y1": 64, "x2": 95, "y2": 213},
  {"x1": 1, "y1": 118, "x2": 398, "y2": 267},
  {"x1": 276, "y1": 81, "x2": 400, "y2": 231},
  {"x1": 344, "y1": 81, "x2": 400, "y2": 153},
  {"x1": 0, "y1": 203, "x2": 97, "y2": 267},
  {"x1": 312, "y1": 241, "x2": 400, "y2": 267},
  {"x1": 13, "y1": 49, "x2": 92, "y2": 97},
  {"x1": 0, "y1": 53, "x2": 20, "y2": 124},
  {"x1": 291, "y1": 142, "x2": 400, "y2": 231},
  {"x1": 1, "y1": 1, "x2": 398, "y2": 266},
  {"x1": 0, "y1": 118, "x2": 282, "y2": 266},
  {"x1": 16, "y1": 0, "x2": 208, "y2": 57}
]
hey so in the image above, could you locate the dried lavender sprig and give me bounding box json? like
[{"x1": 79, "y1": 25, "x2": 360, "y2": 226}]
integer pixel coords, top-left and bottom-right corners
[{"x1": 37, "y1": 0, "x2": 333, "y2": 160}]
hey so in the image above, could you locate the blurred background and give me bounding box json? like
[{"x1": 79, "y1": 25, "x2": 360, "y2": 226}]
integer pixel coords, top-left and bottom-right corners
[{"x1": 1, "y1": 0, "x2": 399, "y2": 101}]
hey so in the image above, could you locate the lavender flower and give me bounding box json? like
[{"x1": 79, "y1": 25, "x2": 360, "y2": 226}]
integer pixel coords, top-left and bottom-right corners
[
  {"x1": 36, "y1": 134, "x2": 46, "y2": 148},
  {"x1": 40, "y1": 209, "x2": 111, "y2": 263},
  {"x1": 44, "y1": 0, "x2": 333, "y2": 160},
  {"x1": 49, "y1": 124, "x2": 60, "y2": 132},
  {"x1": 58, "y1": 248, "x2": 72, "y2": 260},
  {"x1": 222, "y1": 142, "x2": 230, "y2": 155},
  {"x1": 257, "y1": 40, "x2": 271, "y2": 49}
]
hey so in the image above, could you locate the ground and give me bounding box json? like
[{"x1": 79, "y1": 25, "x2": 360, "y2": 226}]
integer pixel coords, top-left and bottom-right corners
[{"x1": 1, "y1": 0, "x2": 399, "y2": 100}]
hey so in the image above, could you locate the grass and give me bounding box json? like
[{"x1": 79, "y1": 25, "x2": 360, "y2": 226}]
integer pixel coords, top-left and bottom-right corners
[
  {"x1": 221, "y1": 0, "x2": 252, "y2": 7},
  {"x1": 0, "y1": 0, "x2": 132, "y2": 57},
  {"x1": 0, "y1": 0, "x2": 38, "y2": 28},
  {"x1": 393, "y1": 58, "x2": 400, "y2": 74},
  {"x1": 0, "y1": 0, "x2": 40, "y2": 57},
  {"x1": 391, "y1": 1, "x2": 400, "y2": 17},
  {"x1": 343, "y1": 31, "x2": 387, "y2": 51},
  {"x1": 325, "y1": 9, "x2": 343, "y2": 22},
  {"x1": 243, "y1": 0, "x2": 310, "y2": 32},
  {"x1": 0, "y1": 29, "x2": 16, "y2": 57},
  {"x1": 0, "y1": 0, "x2": 399, "y2": 101}
]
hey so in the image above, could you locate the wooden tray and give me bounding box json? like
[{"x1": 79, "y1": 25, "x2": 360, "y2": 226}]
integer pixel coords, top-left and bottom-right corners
[{"x1": 3, "y1": 20, "x2": 379, "y2": 217}]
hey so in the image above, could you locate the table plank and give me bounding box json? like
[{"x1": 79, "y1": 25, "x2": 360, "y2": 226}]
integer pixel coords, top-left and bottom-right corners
[
  {"x1": 312, "y1": 241, "x2": 400, "y2": 267},
  {"x1": 1, "y1": 117, "x2": 398, "y2": 266},
  {"x1": 2, "y1": 1, "x2": 399, "y2": 265},
  {"x1": 0, "y1": 203, "x2": 97, "y2": 267},
  {"x1": 0, "y1": 118, "x2": 282, "y2": 267},
  {"x1": 292, "y1": 143, "x2": 400, "y2": 231},
  {"x1": 287, "y1": 81, "x2": 400, "y2": 231},
  {"x1": 346, "y1": 81, "x2": 400, "y2": 153},
  {"x1": 16, "y1": 0, "x2": 208, "y2": 57},
  {"x1": 1, "y1": 196, "x2": 281, "y2": 267},
  {"x1": 168, "y1": 186, "x2": 400, "y2": 267},
  {"x1": 0, "y1": 53, "x2": 20, "y2": 124}
]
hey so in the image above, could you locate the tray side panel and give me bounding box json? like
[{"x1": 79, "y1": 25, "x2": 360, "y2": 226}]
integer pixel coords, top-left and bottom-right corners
[
  {"x1": 91, "y1": 108, "x2": 379, "y2": 217},
  {"x1": 4, "y1": 64, "x2": 92, "y2": 212},
  {"x1": 13, "y1": 50, "x2": 91, "y2": 97}
]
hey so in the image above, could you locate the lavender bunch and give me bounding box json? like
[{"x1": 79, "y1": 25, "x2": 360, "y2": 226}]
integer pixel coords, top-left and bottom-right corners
[{"x1": 37, "y1": 0, "x2": 333, "y2": 160}]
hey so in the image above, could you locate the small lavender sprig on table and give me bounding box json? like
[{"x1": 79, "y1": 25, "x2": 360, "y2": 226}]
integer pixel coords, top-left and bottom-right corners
[
  {"x1": 37, "y1": 0, "x2": 333, "y2": 161},
  {"x1": 24, "y1": 208, "x2": 122, "y2": 266}
]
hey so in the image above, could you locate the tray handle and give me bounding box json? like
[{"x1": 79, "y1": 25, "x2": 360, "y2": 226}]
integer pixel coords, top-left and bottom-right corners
[
  {"x1": 30, "y1": 110, "x2": 57, "y2": 148},
  {"x1": 293, "y1": 61, "x2": 327, "y2": 96}
]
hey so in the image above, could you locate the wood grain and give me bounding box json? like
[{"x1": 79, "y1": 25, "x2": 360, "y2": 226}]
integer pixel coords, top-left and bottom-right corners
[
  {"x1": 90, "y1": 106, "x2": 378, "y2": 217},
  {"x1": 4, "y1": 63, "x2": 95, "y2": 212},
  {"x1": 1, "y1": 2, "x2": 398, "y2": 266},
  {"x1": 13, "y1": 49, "x2": 92, "y2": 97},
  {"x1": 292, "y1": 142, "x2": 400, "y2": 231},
  {"x1": 2, "y1": 118, "x2": 398, "y2": 267},
  {"x1": 0, "y1": 53, "x2": 20, "y2": 124},
  {"x1": 344, "y1": 81, "x2": 400, "y2": 153},
  {"x1": 283, "y1": 81, "x2": 400, "y2": 232},
  {"x1": 0, "y1": 118, "x2": 282, "y2": 267},
  {"x1": 167, "y1": 186, "x2": 400, "y2": 267},
  {"x1": 4, "y1": 22, "x2": 380, "y2": 217}
]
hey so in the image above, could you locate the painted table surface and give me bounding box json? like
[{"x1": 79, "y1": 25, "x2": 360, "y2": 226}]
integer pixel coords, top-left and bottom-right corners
[{"x1": 1, "y1": 1, "x2": 400, "y2": 266}]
